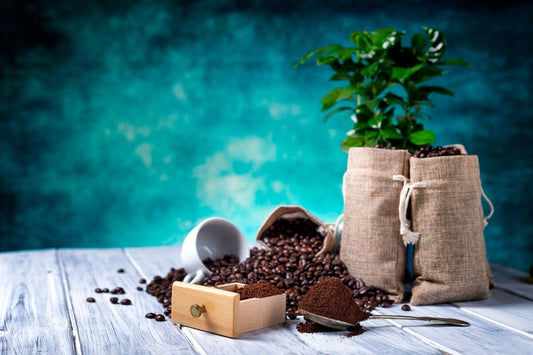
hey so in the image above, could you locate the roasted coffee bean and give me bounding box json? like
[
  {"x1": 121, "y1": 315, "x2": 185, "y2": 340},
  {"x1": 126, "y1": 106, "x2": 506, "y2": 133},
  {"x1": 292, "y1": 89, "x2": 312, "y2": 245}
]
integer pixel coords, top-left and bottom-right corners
[
  {"x1": 414, "y1": 145, "x2": 462, "y2": 158},
  {"x1": 145, "y1": 312, "x2": 156, "y2": 319},
  {"x1": 155, "y1": 314, "x2": 166, "y2": 321},
  {"x1": 139, "y1": 278, "x2": 147, "y2": 284},
  {"x1": 120, "y1": 299, "x2": 132, "y2": 305},
  {"x1": 137, "y1": 286, "x2": 143, "y2": 291},
  {"x1": 401, "y1": 304, "x2": 411, "y2": 311},
  {"x1": 287, "y1": 309, "x2": 297, "y2": 320},
  {"x1": 86, "y1": 297, "x2": 96, "y2": 303},
  {"x1": 95, "y1": 288, "x2": 102, "y2": 293},
  {"x1": 110, "y1": 297, "x2": 119, "y2": 304},
  {"x1": 102, "y1": 288, "x2": 109, "y2": 293},
  {"x1": 117, "y1": 268, "x2": 125, "y2": 273}
]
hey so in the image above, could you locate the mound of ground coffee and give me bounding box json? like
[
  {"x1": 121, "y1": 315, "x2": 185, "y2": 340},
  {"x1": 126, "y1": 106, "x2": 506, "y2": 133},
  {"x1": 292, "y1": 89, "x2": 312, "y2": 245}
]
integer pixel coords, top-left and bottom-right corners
[
  {"x1": 413, "y1": 145, "x2": 462, "y2": 158},
  {"x1": 298, "y1": 278, "x2": 370, "y2": 326},
  {"x1": 236, "y1": 283, "x2": 284, "y2": 300}
]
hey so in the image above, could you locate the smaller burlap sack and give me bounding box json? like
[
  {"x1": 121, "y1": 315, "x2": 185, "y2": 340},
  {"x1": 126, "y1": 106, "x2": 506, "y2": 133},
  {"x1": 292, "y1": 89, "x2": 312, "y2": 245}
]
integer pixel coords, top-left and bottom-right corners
[
  {"x1": 256, "y1": 205, "x2": 336, "y2": 256},
  {"x1": 341, "y1": 147, "x2": 411, "y2": 302},
  {"x1": 409, "y1": 148, "x2": 492, "y2": 305}
]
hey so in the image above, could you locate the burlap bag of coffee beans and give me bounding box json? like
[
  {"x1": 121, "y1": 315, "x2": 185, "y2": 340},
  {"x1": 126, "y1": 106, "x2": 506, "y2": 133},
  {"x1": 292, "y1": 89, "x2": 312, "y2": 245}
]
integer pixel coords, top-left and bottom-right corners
[
  {"x1": 409, "y1": 151, "x2": 492, "y2": 305},
  {"x1": 341, "y1": 147, "x2": 411, "y2": 303},
  {"x1": 256, "y1": 205, "x2": 336, "y2": 256}
]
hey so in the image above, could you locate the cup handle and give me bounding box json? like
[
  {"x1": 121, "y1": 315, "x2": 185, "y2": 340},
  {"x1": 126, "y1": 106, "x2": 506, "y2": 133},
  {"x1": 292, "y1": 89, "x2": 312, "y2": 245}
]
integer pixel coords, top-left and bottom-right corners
[{"x1": 183, "y1": 270, "x2": 205, "y2": 284}]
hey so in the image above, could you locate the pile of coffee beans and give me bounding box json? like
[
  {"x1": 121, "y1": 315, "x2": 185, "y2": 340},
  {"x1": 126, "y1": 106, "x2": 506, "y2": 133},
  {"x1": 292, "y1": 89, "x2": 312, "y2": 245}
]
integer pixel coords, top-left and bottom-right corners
[
  {"x1": 413, "y1": 145, "x2": 462, "y2": 158},
  {"x1": 203, "y1": 255, "x2": 240, "y2": 272},
  {"x1": 146, "y1": 267, "x2": 188, "y2": 316},
  {"x1": 201, "y1": 218, "x2": 393, "y2": 318}
]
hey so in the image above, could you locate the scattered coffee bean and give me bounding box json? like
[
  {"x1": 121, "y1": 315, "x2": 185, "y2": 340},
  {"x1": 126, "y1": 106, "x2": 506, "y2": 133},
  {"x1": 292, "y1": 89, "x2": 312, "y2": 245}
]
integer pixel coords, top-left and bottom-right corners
[
  {"x1": 145, "y1": 312, "x2": 156, "y2": 319},
  {"x1": 117, "y1": 268, "x2": 125, "y2": 273},
  {"x1": 401, "y1": 304, "x2": 411, "y2": 311},
  {"x1": 287, "y1": 309, "x2": 297, "y2": 320},
  {"x1": 95, "y1": 288, "x2": 102, "y2": 293},
  {"x1": 86, "y1": 297, "x2": 96, "y2": 303},
  {"x1": 102, "y1": 288, "x2": 109, "y2": 293},
  {"x1": 137, "y1": 286, "x2": 143, "y2": 291},
  {"x1": 120, "y1": 299, "x2": 132, "y2": 305},
  {"x1": 111, "y1": 287, "x2": 125, "y2": 295},
  {"x1": 110, "y1": 297, "x2": 119, "y2": 304},
  {"x1": 139, "y1": 278, "x2": 147, "y2": 284},
  {"x1": 155, "y1": 314, "x2": 166, "y2": 322}
]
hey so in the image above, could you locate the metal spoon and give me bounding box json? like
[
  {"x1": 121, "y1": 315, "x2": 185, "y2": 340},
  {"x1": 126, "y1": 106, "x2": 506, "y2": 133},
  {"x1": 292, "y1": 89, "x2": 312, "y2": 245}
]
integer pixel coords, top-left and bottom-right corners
[{"x1": 298, "y1": 309, "x2": 470, "y2": 330}]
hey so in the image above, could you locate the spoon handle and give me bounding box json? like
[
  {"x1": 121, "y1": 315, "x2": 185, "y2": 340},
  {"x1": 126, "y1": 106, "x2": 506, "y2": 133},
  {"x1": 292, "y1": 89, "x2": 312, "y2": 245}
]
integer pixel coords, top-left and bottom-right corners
[{"x1": 369, "y1": 315, "x2": 470, "y2": 327}]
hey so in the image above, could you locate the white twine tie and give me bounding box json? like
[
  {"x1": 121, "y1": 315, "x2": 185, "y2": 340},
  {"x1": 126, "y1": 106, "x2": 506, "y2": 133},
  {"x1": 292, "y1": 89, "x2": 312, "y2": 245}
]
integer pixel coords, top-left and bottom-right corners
[
  {"x1": 393, "y1": 175, "x2": 427, "y2": 246},
  {"x1": 481, "y1": 186, "x2": 494, "y2": 228}
]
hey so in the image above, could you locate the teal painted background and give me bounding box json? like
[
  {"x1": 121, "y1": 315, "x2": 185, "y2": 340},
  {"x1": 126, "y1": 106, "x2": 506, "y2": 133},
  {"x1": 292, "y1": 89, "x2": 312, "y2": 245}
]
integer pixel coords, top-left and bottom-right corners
[{"x1": 1, "y1": 0, "x2": 532, "y2": 271}]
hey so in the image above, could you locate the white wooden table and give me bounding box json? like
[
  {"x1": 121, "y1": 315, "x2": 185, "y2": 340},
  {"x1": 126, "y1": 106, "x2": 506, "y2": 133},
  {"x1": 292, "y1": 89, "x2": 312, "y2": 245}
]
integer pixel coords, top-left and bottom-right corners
[{"x1": 1, "y1": 246, "x2": 532, "y2": 354}]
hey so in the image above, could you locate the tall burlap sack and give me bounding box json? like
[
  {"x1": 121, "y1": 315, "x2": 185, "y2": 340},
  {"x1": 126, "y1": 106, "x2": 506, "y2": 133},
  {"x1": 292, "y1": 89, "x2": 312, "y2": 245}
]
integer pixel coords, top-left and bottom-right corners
[
  {"x1": 341, "y1": 147, "x2": 411, "y2": 303},
  {"x1": 409, "y1": 152, "x2": 492, "y2": 305},
  {"x1": 256, "y1": 205, "x2": 336, "y2": 256}
]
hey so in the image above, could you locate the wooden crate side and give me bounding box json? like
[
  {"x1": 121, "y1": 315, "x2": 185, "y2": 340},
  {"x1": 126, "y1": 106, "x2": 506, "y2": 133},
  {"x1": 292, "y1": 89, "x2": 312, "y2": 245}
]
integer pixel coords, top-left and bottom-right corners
[
  {"x1": 171, "y1": 282, "x2": 240, "y2": 338},
  {"x1": 238, "y1": 293, "x2": 286, "y2": 334}
]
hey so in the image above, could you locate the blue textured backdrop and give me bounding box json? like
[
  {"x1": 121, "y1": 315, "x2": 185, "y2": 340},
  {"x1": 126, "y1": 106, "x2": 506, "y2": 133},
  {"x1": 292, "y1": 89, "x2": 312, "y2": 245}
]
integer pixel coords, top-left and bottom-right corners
[{"x1": 1, "y1": 0, "x2": 532, "y2": 271}]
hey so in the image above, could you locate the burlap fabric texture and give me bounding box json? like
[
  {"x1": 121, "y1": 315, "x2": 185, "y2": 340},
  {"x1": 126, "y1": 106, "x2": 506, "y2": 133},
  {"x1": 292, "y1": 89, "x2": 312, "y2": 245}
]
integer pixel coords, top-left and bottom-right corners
[
  {"x1": 256, "y1": 205, "x2": 336, "y2": 256},
  {"x1": 341, "y1": 148, "x2": 411, "y2": 303},
  {"x1": 409, "y1": 153, "x2": 491, "y2": 305}
]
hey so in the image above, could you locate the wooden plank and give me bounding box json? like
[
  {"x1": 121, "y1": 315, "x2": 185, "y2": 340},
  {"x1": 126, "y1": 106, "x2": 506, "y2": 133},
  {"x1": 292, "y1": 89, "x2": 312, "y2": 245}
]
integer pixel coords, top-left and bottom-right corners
[
  {"x1": 126, "y1": 246, "x2": 441, "y2": 355},
  {"x1": 0, "y1": 249, "x2": 75, "y2": 354},
  {"x1": 58, "y1": 248, "x2": 197, "y2": 355},
  {"x1": 453, "y1": 288, "x2": 533, "y2": 337},
  {"x1": 491, "y1": 263, "x2": 533, "y2": 300},
  {"x1": 374, "y1": 302, "x2": 533, "y2": 354}
]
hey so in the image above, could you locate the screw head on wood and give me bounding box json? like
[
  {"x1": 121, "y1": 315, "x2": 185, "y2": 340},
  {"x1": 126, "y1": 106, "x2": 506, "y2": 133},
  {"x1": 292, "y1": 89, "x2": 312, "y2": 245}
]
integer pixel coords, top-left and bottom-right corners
[{"x1": 190, "y1": 304, "x2": 206, "y2": 318}]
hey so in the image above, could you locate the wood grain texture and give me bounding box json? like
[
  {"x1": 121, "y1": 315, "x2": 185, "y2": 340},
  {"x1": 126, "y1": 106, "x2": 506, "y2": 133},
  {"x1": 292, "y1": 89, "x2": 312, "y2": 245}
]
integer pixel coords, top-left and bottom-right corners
[
  {"x1": 453, "y1": 288, "x2": 533, "y2": 337},
  {"x1": 126, "y1": 246, "x2": 319, "y2": 355},
  {"x1": 126, "y1": 246, "x2": 441, "y2": 355},
  {"x1": 0, "y1": 249, "x2": 75, "y2": 355},
  {"x1": 58, "y1": 248, "x2": 196, "y2": 355},
  {"x1": 491, "y1": 263, "x2": 533, "y2": 300},
  {"x1": 375, "y1": 302, "x2": 533, "y2": 354}
]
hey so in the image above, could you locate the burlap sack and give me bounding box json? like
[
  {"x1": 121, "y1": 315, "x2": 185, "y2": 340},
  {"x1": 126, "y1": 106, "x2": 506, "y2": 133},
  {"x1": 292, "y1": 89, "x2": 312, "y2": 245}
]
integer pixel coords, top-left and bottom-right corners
[
  {"x1": 256, "y1": 205, "x2": 336, "y2": 256},
  {"x1": 341, "y1": 147, "x2": 411, "y2": 302},
  {"x1": 409, "y1": 152, "x2": 492, "y2": 305}
]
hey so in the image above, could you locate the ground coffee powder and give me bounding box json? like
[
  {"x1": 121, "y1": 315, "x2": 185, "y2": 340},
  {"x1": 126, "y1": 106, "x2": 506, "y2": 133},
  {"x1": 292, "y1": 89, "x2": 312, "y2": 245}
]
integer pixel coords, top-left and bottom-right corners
[
  {"x1": 298, "y1": 278, "x2": 370, "y2": 326},
  {"x1": 235, "y1": 283, "x2": 284, "y2": 300}
]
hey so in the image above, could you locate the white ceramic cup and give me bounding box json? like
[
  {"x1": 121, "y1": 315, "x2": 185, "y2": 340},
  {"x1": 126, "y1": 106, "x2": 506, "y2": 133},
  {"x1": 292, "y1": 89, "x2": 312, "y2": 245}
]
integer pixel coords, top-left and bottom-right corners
[{"x1": 181, "y1": 217, "x2": 249, "y2": 284}]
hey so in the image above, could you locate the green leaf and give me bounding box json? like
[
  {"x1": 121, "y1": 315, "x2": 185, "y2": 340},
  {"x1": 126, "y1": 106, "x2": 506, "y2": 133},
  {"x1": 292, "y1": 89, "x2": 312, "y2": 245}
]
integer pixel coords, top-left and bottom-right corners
[
  {"x1": 392, "y1": 64, "x2": 424, "y2": 82},
  {"x1": 322, "y1": 107, "x2": 353, "y2": 122},
  {"x1": 423, "y1": 27, "x2": 446, "y2": 63},
  {"x1": 408, "y1": 130, "x2": 436, "y2": 145},
  {"x1": 419, "y1": 86, "x2": 454, "y2": 96},
  {"x1": 320, "y1": 87, "x2": 358, "y2": 111},
  {"x1": 368, "y1": 115, "x2": 384, "y2": 127},
  {"x1": 354, "y1": 32, "x2": 373, "y2": 53},
  {"x1": 371, "y1": 28, "x2": 397, "y2": 47},
  {"x1": 436, "y1": 58, "x2": 470, "y2": 67},
  {"x1": 411, "y1": 33, "x2": 426, "y2": 54},
  {"x1": 383, "y1": 93, "x2": 405, "y2": 107},
  {"x1": 354, "y1": 105, "x2": 373, "y2": 121},
  {"x1": 330, "y1": 73, "x2": 351, "y2": 81},
  {"x1": 294, "y1": 45, "x2": 338, "y2": 68},
  {"x1": 361, "y1": 61, "x2": 379, "y2": 77},
  {"x1": 364, "y1": 129, "x2": 379, "y2": 139},
  {"x1": 341, "y1": 136, "x2": 365, "y2": 151},
  {"x1": 380, "y1": 127, "x2": 403, "y2": 139},
  {"x1": 410, "y1": 66, "x2": 444, "y2": 83},
  {"x1": 354, "y1": 121, "x2": 369, "y2": 131}
]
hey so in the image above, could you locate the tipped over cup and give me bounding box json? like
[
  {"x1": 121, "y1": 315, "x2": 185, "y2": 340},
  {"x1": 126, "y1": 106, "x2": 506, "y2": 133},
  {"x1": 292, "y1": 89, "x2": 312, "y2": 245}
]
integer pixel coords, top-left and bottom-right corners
[{"x1": 181, "y1": 217, "x2": 249, "y2": 284}]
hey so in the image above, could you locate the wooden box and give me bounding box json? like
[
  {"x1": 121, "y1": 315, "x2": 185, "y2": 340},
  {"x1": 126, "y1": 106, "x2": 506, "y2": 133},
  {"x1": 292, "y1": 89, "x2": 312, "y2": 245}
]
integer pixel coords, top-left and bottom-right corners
[{"x1": 171, "y1": 282, "x2": 286, "y2": 338}]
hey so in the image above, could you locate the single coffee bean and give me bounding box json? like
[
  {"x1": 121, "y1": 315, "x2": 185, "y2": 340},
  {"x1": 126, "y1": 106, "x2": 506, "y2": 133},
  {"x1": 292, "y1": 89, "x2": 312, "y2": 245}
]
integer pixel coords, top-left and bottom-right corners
[
  {"x1": 139, "y1": 278, "x2": 147, "y2": 284},
  {"x1": 86, "y1": 297, "x2": 96, "y2": 303},
  {"x1": 120, "y1": 299, "x2": 132, "y2": 305},
  {"x1": 145, "y1": 312, "x2": 156, "y2": 319},
  {"x1": 102, "y1": 288, "x2": 109, "y2": 293},
  {"x1": 155, "y1": 314, "x2": 166, "y2": 321},
  {"x1": 137, "y1": 286, "x2": 143, "y2": 291},
  {"x1": 401, "y1": 304, "x2": 411, "y2": 311},
  {"x1": 95, "y1": 288, "x2": 102, "y2": 293},
  {"x1": 110, "y1": 297, "x2": 119, "y2": 304},
  {"x1": 117, "y1": 268, "x2": 125, "y2": 273}
]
